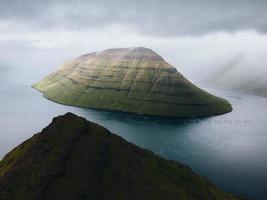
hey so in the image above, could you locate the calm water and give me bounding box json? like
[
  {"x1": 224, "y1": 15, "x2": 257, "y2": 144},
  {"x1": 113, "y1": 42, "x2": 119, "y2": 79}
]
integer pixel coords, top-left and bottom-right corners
[{"x1": 0, "y1": 69, "x2": 267, "y2": 200}]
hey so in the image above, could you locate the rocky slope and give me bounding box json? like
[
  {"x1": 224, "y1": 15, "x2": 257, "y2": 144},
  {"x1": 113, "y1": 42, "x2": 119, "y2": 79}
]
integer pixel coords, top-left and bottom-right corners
[
  {"x1": 0, "y1": 113, "x2": 241, "y2": 200},
  {"x1": 33, "y1": 47, "x2": 232, "y2": 117}
]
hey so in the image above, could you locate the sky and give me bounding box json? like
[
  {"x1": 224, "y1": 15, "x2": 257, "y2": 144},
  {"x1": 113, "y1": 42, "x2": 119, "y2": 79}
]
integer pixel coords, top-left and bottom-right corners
[{"x1": 0, "y1": 0, "x2": 267, "y2": 84}]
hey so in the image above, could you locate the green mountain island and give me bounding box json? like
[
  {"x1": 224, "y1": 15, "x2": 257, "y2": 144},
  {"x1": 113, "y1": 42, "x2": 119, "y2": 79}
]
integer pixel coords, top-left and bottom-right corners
[
  {"x1": 0, "y1": 113, "x2": 241, "y2": 200},
  {"x1": 33, "y1": 47, "x2": 232, "y2": 117}
]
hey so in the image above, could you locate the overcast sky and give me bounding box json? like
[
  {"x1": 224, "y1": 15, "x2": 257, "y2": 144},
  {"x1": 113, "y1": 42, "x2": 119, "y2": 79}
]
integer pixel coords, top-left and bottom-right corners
[{"x1": 0, "y1": 0, "x2": 267, "y2": 84}]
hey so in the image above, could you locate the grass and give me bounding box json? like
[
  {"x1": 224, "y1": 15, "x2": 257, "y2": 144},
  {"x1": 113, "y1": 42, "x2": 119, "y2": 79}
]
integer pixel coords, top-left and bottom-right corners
[
  {"x1": 0, "y1": 113, "x2": 240, "y2": 200},
  {"x1": 33, "y1": 48, "x2": 232, "y2": 118}
]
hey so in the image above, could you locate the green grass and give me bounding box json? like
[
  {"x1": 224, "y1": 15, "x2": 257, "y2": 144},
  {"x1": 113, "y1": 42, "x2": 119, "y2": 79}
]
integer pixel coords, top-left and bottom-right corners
[
  {"x1": 32, "y1": 47, "x2": 232, "y2": 117},
  {"x1": 0, "y1": 113, "x2": 240, "y2": 200}
]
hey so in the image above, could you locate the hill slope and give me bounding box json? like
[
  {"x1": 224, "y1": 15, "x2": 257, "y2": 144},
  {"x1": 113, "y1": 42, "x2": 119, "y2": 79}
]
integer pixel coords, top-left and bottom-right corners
[
  {"x1": 0, "y1": 113, "x2": 240, "y2": 200},
  {"x1": 33, "y1": 47, "x2": 232, "y2": 117}
]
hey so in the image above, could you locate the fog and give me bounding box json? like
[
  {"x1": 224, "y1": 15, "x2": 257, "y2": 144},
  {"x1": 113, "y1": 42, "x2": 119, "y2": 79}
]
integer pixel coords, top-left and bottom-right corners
[
  {"x1": 1, "y1": 0, "x2": 267, "y2": 35},
  {"x1": 1, "y1": 2, "x2": 267, "y2": 199},
  {"x1": 0, "y1": 0, "x2": 267, "y2": 92},
  {"x1": 204, "y1": 54, "x2": 267, "y2": 95}
]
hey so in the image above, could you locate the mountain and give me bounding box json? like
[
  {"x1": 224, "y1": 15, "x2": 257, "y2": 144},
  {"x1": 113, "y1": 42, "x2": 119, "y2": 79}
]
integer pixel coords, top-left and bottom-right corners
[
  {"x1": 33, "y1": 47, "x2": 232, "y2": 117},
  {"x1": 0, "y1": 113, "x2": 241, "y2": 200},
  {"x1": 204, "y1": 54, "x2": 267, "y2": 96}
]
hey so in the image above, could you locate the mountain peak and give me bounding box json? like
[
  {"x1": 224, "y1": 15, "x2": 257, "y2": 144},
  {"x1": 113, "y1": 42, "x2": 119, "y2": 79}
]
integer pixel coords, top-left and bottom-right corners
[
  {"x1": 77, "y1": 47, "x2": 164, "y2": 62},
  {"x1": 96, "y1": 47, "x2": 164, "y2": 62},
  {"x1": 33, "y1": 47, "x2": 232, "y2": 117},
  {"x1": 0, "y1": 113, "x2": 240, "y2": 200}
]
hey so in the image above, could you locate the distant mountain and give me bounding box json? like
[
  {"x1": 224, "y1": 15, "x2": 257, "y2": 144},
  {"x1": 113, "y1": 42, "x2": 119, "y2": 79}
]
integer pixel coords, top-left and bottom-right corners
[
  {"x1": 33, "y1": 47, "x2": 232, "y2": 117},
  {"x1": 204, "y1": 54, "x2": 267, "y2": 96},
  {"x1": 0, "y1": 113, "x2": 241, "y2": 200}
]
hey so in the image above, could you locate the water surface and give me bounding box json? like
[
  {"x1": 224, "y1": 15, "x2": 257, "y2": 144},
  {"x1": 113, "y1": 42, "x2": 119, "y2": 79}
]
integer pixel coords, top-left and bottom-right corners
[{"x1": 0, "y1": 69, "x2": 266, "y2": 200}]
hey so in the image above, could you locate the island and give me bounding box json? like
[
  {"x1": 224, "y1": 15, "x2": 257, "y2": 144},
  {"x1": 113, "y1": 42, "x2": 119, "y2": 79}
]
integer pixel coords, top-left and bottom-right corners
[{"x1": 33, "y1": 47, "x2": 232, "y2": 117}]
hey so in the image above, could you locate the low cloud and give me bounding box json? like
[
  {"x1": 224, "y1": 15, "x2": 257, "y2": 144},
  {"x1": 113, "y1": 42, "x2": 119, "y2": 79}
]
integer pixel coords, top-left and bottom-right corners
[
  {"x1": 0, "y1": 0, "x2": 267, "y2": 88},
  {"x1": 1, "y1": 21, "x2": 267, "y2": 83},
  {"x1": 0, "y1": 0, "x2": 267, "y2": 36}
]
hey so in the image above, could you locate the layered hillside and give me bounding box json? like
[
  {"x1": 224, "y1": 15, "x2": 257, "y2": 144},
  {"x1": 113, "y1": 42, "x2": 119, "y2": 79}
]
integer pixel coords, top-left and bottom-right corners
[
  {"x1": 33, "y1": 47, "x2": 232, "y2": 117},
  {"x1": 0, "y1": 113, "x2": 241, "y2": 200}
]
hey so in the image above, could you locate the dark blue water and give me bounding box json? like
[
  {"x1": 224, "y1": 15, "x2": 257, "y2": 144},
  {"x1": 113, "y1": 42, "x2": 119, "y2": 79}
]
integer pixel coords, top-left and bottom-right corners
[{"x1": 0, "y1": 69, "x2": 266, "y2": 200}]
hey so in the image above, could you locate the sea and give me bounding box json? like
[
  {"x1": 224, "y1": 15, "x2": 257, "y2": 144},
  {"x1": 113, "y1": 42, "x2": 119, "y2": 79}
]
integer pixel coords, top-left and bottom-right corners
[{"x1": 0, "y1": 65, "x2": 266, "y2": 200}]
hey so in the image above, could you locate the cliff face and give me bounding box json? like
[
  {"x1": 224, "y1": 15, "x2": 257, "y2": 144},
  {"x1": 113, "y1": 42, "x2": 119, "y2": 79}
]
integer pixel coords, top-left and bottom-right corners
[
  {"x1": 0, "y1": 113, "x2": 240, "y2": 200},
  {"x1": 33, "y1": 47, "x2": 232, "y2": 117}
]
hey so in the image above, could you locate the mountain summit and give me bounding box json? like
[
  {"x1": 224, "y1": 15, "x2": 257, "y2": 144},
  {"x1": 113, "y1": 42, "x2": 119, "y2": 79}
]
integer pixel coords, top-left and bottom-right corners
[
  {"x1": 33, "y1": 47, "x2": 232, "y2": 117},
  {"x1": 0, "y1": 113, "x2": 240, "y2": 200}
]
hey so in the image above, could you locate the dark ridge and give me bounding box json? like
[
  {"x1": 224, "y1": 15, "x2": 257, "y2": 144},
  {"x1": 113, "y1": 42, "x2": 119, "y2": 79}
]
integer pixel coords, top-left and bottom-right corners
[{"x1": 0, "y1": 113, "x2": 241, "y2": 200}]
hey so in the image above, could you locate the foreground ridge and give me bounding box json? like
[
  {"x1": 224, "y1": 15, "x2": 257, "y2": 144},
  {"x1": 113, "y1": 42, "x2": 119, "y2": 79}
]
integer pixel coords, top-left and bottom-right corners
[{"x1": 0, "y1": 113, "x2": 241, "y2": 200}]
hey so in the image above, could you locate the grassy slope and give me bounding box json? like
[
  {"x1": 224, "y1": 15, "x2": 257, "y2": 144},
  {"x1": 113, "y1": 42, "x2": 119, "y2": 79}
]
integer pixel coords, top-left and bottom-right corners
[
  {"x1": 0, "y1": 113, "x2": 240, "y2": 200},
  {"x1": 33, "y1": 48, "x2": 232, "y2": 117}
]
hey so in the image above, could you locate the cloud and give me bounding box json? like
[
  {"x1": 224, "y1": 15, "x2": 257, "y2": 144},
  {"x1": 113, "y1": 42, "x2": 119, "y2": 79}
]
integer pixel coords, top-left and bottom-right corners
[
  {"x1": 1, "y1": 19, "x2": 267, "y2": 82},
  {"x1": 0, "y1": 0, "x2": 267, "y2": 36},
  {"x1": 0, "y1": 0, "x2": 267, "y2": 87}
]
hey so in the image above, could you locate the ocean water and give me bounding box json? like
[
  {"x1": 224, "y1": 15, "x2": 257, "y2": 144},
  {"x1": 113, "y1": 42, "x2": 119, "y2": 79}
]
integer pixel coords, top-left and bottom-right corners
[{"x1": 0, "y1": 68, "x2": 267, "y2": 200}]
